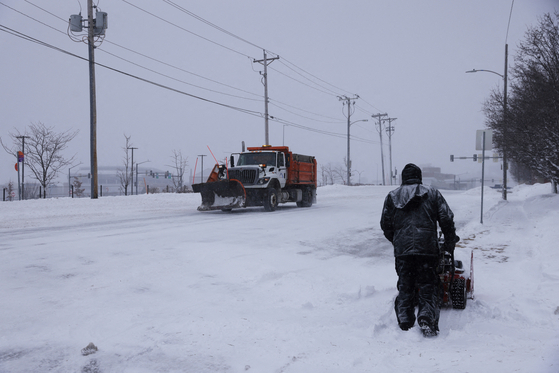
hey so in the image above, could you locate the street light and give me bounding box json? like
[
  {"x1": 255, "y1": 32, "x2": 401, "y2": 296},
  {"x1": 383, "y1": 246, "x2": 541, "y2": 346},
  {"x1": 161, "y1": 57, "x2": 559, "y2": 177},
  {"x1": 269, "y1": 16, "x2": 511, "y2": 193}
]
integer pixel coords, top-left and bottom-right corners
[
  {"x1": 466, "y1": 69, "x2": 503, "y2": 78},
  {"x1": 347, "y1": 119, "x2": 368, "y2": 186},
  {"x1": 466, "y1": 44, "x2": 509, "y2": 201}
]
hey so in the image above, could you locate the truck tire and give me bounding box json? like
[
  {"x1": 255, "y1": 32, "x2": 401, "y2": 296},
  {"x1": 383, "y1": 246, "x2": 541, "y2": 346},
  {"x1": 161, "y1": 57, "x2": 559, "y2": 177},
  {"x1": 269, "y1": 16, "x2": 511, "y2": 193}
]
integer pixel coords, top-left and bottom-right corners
[
  {"x1": 263, "y1": 187, "x2": 278, "y2": 212},
  {"x1": 450, "y1": 278, "x2": 467, "y2": 309},
  {"x1": 297, "y1": 187, "x2": 313, "y2": 208}
]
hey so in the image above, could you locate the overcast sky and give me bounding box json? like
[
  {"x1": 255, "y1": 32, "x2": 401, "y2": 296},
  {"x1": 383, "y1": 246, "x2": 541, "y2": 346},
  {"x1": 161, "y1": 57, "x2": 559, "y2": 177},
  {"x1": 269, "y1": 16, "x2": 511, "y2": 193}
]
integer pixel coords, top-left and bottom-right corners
[{"x1": 1, "y1": 0, "x2": 557, "y2": 189}]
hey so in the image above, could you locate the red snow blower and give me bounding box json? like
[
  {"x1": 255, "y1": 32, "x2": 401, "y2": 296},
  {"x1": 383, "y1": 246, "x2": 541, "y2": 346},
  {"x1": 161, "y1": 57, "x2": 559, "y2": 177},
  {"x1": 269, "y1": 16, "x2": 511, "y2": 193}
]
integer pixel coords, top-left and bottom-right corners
[{"x1": 438, "y1": 233, "x2": 474, "y2": 309}]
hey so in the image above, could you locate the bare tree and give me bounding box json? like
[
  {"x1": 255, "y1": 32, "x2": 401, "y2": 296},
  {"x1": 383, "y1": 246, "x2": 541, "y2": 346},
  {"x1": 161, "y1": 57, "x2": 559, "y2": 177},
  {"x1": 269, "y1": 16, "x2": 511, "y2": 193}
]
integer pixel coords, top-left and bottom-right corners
[
  {"x1": 116, "y1": 134, "x2": 133, "y2": 196},
  {"x1": 168, "y1": 149, "x2": 189, "y2": 192},
  {"x1": 73, "y1": 176, "x2": 85, "y2": 197},
  {"x1": 7, "y1": 180, "x2": 15, "y2": 201},
  {"x1": 320, "y1": 163, "x2": 335, "y2": 185},
  {"x1": 1, "y1": 122, "x2": 78, "y2": 198},
  {"x1": 332, "y1": 165, "x2": 347, "y2": 185}
]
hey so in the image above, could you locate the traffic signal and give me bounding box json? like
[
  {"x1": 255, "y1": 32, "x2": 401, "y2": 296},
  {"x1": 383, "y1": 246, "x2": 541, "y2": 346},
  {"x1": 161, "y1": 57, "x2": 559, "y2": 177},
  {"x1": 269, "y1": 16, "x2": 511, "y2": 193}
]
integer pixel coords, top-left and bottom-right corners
[
  {"x1": 473, "y1": 154, "x2": 478, "y2": 162},
  {"x1": 450, "y1": 155, "x2": 454, "y2": 162}
]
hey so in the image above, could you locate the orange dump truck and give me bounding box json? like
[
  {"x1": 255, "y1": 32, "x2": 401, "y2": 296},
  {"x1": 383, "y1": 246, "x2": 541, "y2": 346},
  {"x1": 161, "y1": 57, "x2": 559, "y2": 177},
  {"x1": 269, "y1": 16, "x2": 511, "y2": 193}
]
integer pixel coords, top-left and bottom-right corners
[{"x1": 192, "y1": 145, "x2": 317, "y2": 211}]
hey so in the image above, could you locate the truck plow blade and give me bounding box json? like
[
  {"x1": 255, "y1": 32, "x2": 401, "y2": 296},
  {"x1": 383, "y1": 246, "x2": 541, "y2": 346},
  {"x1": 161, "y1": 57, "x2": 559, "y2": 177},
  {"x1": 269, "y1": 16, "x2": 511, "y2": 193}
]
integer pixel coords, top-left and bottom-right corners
[{"x1": 191, "y1": 179, "x2": 246, "y2": 211}]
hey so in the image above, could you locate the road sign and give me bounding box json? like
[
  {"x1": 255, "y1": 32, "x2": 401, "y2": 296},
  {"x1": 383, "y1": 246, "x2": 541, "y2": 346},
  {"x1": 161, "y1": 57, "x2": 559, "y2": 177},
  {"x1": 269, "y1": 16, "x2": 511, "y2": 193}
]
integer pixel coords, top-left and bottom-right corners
[
  {"x1": 17, "y1": 151, "x2": 24, "y2": 162},
  {"x1": 476, "y1": 130, "x2": 493, "y2": 151},
  {"x1": 15, "y1": 163, "x2": 18, "y2": 171}
]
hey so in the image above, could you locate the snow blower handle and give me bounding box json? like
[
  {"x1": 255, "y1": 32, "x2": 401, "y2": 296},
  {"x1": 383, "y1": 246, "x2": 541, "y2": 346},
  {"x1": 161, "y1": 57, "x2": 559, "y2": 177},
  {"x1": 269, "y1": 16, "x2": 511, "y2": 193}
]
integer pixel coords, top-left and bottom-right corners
[{"x1": 448, "y1": 235, "x2": 460, "y2": 296}]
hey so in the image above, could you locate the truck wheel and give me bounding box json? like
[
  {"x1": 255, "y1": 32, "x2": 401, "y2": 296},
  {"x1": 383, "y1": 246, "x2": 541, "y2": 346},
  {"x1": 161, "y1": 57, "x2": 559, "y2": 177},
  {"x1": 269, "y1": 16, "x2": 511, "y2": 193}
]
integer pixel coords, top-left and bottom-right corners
[
  {"x1": 297, "y1": 187, "x2": 313, "y2": 208},
  {"x1": 263, "y1": 187, "x2": 278, "y2": 212},
  {"x1": 450, "y1": 278, "x2": 467, "y2": 309}
]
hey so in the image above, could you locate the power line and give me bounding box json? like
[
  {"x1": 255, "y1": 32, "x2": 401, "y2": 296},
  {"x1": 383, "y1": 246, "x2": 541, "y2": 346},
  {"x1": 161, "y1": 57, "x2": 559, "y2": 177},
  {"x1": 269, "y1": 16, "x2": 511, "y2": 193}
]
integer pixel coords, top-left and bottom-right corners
[
  {"x1": 2, "y1": 1, "x2": 392, "y2": 144},
  {"x1": 6, "y1": 1, "x2": 264, "y2": 102},
  {"x1": 269, "y1": 99, "x2": 345, "y2": 123},
  {"x1": 98, "y1": 47, "x2": 263, "y2": 102},
  {"x1": 103, "y1": 40, "x2": 262, "y2": 99},
  {"x1": 161, "y1": 0, "x2": 265, "y2": 51},
  {"x1": 121, "y1": 0, "x2": 253, "y2": 59},
  {"x1": 277, "y1": 58, "x2": 355, "y2": 97},
  {"x1": 131, "y1": 1, "x2": 370, "y2": 103},
  {"x1": 1, "y1": 23, "x2": 378, "y2": 145},
  {"x1": 0, "y1": 24, "x2": 262, "y2": 117}
]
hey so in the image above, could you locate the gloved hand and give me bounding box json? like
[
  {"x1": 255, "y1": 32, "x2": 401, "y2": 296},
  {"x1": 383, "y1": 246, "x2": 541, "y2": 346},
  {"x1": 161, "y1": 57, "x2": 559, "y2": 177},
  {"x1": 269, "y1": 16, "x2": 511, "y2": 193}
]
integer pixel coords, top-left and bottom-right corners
[{"x1": 444, "y1": 235, "x2": 460, "y2": 253}]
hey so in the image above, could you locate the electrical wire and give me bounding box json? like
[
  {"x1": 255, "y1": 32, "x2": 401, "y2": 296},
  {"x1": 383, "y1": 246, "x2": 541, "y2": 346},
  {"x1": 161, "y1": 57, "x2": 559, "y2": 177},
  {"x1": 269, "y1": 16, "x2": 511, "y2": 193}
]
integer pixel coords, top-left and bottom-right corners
[
  {"x1": 98, "y1": 47, "x2": 263, "y2": 102},
  {"x1": 269, "y1": 99, "x2": 345, "y2": 123},
  {"x1": 161, "y1": 0, "x2": 265, "y2": 51},
  {"x1": 129, "y1": 0, "x2": 373, "y2": 105},
  {"x1": 1, "y1": 24, "x2": 380, "y2": 144},
  {"x1": 121, "y1": 0, "x2": 253, "y2": 59},
  {"x1": 2, "y1": 0, "x2": 391, "y2": 143},
  {"x1": 103, "y1": 40, "x2": 262, "y2": 99},
  {"x1": 120, "y1": 1, "x2": 392, "y2": 122},
  {"x1": 276, "y1": 59, "x2": 344, "y2": 97},
  {"x1": 0, "y1": 24, "x2": 262, "y2": 117},
  {"x1": 9, "y1": 0, "x2": 264, "y2": 101}
]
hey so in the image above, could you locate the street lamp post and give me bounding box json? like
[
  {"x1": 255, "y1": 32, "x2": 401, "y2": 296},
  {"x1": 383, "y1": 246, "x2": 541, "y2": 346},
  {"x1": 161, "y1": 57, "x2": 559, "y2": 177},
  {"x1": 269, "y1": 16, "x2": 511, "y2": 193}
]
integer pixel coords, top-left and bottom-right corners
[{"x1": 466, "y1": 44, "x2": 508, "y2": 201}]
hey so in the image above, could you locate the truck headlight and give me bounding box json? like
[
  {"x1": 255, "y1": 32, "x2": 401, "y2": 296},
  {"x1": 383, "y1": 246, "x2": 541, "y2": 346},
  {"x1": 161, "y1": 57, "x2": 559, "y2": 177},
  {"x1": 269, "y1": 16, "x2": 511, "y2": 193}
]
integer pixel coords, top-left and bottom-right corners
[{"x1": 257, "y1": 177, "x2": 270, "y2": 185}]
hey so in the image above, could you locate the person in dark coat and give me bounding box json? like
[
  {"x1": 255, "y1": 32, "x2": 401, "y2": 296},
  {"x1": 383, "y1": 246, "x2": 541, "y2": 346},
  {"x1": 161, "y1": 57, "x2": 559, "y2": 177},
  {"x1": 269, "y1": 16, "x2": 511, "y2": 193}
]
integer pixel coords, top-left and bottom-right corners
[{"x1": 380, "y1": 163, "x2": 456, "y2": 337}]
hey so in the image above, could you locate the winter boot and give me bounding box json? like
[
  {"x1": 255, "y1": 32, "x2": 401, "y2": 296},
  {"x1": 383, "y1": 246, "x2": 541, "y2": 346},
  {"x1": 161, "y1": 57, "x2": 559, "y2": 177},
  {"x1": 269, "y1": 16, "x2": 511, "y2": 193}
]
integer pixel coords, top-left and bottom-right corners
[{"x1": 418, "y1": 317, "x2": 438, "y2": 337}]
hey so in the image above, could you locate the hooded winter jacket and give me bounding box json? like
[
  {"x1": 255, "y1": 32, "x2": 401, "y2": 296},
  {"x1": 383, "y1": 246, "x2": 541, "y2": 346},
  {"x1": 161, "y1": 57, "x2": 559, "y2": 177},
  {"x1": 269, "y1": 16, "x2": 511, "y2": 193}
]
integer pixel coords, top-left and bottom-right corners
[{"x1": 380, "y1": 165, "x2": 456, "y2": 258}]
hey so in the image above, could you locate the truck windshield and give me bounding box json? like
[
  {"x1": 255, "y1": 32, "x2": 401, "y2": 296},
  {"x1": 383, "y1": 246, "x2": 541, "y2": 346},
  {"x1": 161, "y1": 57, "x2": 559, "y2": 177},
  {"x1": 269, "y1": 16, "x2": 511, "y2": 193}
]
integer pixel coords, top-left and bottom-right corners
[{"x1": 237, "y1": 152, "x2": 276, "y2": 166}]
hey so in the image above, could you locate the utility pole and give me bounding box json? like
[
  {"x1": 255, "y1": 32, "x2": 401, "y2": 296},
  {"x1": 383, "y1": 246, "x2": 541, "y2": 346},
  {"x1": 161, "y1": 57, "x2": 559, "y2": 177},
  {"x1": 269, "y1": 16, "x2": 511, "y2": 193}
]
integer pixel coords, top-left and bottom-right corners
[
  {"x1": 253, "y1": 50, "x2": 279, "y2": 145},
  {"x1": 338, "y1": 95, "x2": 359, "y2": 186},
  {"x1": 502, "y1": 44, "x2": 508, "y2": 200},
  {"x1": 87, "y1": 0, "x2": 99, "y2": 199},
  {"x1": 383, "y1": 118, "x2": 397, "y2": 185},
  {"x1": 372, "y1": 113, "x2": 388, "y2": 185},
  {"x1": 16, "y1": 135, "x2": 29, "y2": 200},
  {"x1": 198, "y1": 155, "x2": 206, "y2": 183},
  {"x1": 127, "y1": 147, "x2": 137, "y2": 195},
  {"x1": 69, "y1": 1, "x2": 107, "y2": 199}
]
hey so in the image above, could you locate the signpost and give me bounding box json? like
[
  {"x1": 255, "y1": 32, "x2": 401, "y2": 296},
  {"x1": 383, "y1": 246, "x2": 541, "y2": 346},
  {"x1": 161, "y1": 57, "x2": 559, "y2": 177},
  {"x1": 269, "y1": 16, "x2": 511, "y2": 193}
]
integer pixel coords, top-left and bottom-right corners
[{"x1": 450, "y1": 130, "x2": 494, "y2": 224}]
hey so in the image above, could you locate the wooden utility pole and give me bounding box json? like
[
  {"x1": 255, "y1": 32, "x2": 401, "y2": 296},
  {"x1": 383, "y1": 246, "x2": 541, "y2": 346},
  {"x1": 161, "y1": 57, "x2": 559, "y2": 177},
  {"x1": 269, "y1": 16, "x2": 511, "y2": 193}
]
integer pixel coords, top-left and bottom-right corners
[
  {"x1": 383, "y1": 118, "x2": 397, "y2": 185},
  {"x1": 372, "y1": 113, "x2": 388, "y2": 185},
  {"x1": 339, "y1": 95, "x2": 359, "y2": 185},
  {"x1": 253, "y1": 50, "x2": 279, "y2": 145},
  {"x1": 87, "y1": 0, "x2": 98, "y2": 199}
]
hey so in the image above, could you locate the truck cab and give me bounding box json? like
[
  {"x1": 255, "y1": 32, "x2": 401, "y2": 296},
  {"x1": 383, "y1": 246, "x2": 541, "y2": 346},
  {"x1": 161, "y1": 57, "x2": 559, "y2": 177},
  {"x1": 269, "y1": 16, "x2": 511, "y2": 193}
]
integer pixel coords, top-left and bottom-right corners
[{"x1": 232, "y1": 150, "x2": 287, "y2": 189}]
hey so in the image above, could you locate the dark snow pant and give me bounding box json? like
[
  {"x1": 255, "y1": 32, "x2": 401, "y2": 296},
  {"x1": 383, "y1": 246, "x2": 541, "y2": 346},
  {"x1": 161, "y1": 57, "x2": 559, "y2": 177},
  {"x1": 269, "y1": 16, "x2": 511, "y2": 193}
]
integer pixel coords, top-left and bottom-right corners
[{"x1": 394, "y1": 255, "x2": 440, "y2": 329}]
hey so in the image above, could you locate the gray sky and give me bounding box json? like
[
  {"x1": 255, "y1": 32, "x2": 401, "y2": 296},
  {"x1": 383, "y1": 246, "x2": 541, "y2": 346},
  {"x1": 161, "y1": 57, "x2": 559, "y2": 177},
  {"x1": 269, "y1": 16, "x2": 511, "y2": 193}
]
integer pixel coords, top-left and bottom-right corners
[{"x1": 1, "y1": 0, "x2": 557, "y2": 188}]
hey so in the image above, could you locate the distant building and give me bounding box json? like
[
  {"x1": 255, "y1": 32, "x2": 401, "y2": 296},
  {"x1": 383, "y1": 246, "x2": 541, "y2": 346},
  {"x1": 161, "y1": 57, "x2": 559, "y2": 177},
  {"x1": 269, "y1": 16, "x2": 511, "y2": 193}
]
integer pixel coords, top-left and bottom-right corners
[{"x1": 66, "y1": 166, "x2": 180, "y2": 197}]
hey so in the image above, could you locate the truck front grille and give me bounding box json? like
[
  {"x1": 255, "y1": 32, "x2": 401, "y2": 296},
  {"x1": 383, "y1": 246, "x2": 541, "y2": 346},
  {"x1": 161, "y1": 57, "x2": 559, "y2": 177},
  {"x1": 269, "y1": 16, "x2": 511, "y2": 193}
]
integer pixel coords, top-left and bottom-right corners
[{"x1": 229, "y1": 169, "x2": 257, "y2": 184}]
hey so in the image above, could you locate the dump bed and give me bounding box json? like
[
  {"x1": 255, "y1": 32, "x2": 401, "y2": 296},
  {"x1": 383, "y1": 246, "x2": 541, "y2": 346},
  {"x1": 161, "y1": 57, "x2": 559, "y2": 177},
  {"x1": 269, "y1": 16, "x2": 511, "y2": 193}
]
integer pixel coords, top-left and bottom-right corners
[
  {"x1": 287, "y1": 153, "x2": 317, "y2": 186},
  {"x1": 246, "y1": 146, "x2": 317, "y2": 187}
]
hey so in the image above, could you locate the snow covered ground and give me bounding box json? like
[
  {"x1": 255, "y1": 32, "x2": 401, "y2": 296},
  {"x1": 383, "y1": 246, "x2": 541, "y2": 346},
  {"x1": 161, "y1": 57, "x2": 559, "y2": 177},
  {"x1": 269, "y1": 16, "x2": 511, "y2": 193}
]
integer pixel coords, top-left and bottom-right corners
[{"x1": 1, "y1": 183, "x2": 558, "y2": 373}]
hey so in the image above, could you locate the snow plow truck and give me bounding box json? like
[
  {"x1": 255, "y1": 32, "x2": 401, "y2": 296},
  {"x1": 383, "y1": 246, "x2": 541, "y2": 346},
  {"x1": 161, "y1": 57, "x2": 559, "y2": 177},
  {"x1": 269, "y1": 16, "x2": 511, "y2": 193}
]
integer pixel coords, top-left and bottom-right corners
[{"x1": 192, "y1": 145, "x2": 317, "y2": 212}]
